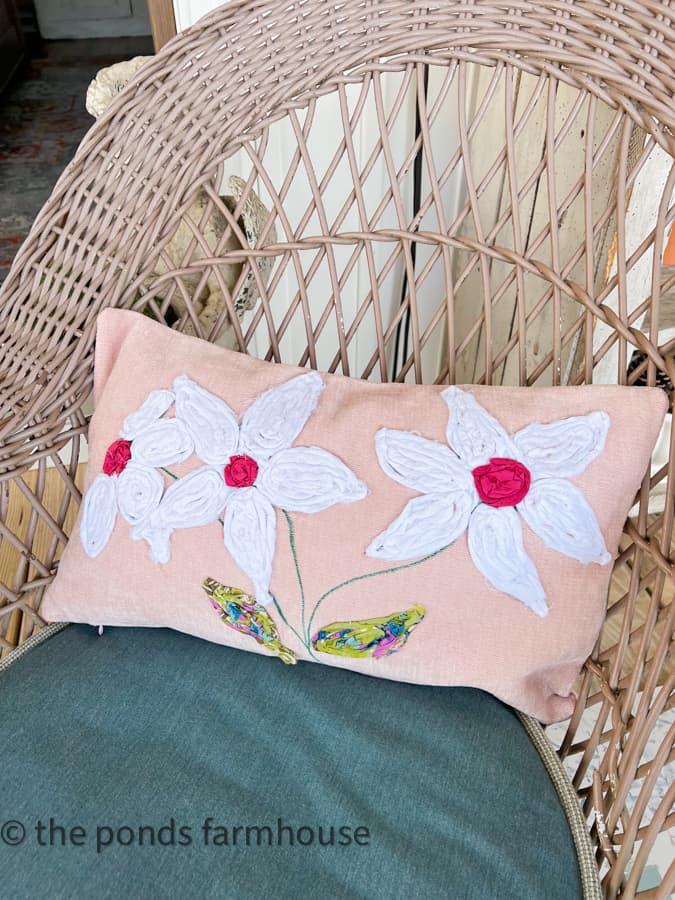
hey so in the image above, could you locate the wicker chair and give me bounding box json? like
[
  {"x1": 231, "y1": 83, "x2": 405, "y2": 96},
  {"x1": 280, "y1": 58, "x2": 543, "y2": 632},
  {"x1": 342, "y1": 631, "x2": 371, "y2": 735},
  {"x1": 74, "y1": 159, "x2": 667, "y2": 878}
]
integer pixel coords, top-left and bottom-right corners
[{"x1": 1, "y1": 2, "x2": 673, "y2": 896}]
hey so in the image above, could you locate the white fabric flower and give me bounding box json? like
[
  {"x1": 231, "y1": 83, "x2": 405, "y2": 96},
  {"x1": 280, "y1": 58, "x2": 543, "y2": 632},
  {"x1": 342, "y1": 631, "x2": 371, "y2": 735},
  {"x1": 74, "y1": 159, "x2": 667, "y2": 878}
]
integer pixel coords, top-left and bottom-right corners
[
  {"x1": 366, "y1": 387, "x2": 612, "y2": 616},
  {"x1": 132, "y1": 373, "x2": 368, "y2": 604},
  {"x1": 80, "y1": 388, "x2": 190, "y2": 558}
]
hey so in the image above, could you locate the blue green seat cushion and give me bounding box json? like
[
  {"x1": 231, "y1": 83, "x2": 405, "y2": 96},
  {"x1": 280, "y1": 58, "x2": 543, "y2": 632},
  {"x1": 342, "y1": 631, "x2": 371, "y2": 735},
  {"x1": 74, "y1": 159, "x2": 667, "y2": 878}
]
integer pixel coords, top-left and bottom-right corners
[{"x1": 0, "y1": 625, "x2": 586, "y2": 899}]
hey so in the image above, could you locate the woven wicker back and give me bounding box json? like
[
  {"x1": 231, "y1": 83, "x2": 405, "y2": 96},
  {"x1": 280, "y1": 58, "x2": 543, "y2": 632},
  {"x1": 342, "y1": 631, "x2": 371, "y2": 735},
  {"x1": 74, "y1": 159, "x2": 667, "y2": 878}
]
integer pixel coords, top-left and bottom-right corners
[{"x1": 0, "y1": 3, "x2": 673, "y2": 896}]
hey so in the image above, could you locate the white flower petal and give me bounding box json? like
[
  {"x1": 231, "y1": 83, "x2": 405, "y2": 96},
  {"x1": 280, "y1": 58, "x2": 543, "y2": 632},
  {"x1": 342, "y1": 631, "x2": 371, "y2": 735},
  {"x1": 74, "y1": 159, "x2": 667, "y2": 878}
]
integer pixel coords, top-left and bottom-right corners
[
  {"x1": 120, "y1": 389, "x2": 175, "y2": 439},
  {"x1": 174, "y1": 375, "x2": 240, "y2": 465},
  {"x1": 519, "y1": 477, "x2": 611, "y2": 565},
  {"x1": 257, "y1": 447, "x2": 367, "y2": 513},
  {"x1": 468, "y1": 504, "x2": 548, "y2": 617},
  {"x1": 366, "y1": 491, "x2": 473, "y2": 561},
  {"x1": 116, "y1": 462, "x2": 164, "y2": 526},
  {"x1": 442, "y1": 386, "x2": 517, "y2": 468},
  {"x1": 223, "y1": 489, "x2": 276, "y2": 606},
  {"x1": 513, "y1": 411, "x2": 610, "y2": 479},
  {"x1": 130, "y1": 419, "x2": 194, "y2": 468},
  {"x1": 130, "y1": 523, "x2": 172, "y2": 565},
  {"x1": 239, "y1": 372, "x2": 324, "y2": 460},
  {"x1": 132, "y1": 466, "x2": 229, "y2": 564},
  {"x1": 374, "y1": 428, "x2": 473, "y2": 495},
  {"x1": 155, "y1": 466, "x2": 229, "y2": 528},
  {"x1": 80, "y1": 473, "x2": 118, "y2": 558}
]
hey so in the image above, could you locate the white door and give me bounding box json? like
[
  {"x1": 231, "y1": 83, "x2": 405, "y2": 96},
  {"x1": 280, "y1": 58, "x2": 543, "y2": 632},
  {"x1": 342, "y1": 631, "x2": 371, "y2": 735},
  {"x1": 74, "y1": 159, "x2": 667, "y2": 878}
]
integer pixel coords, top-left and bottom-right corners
[{"x1": 33, "y1": 0, "x2": 150, "y2": 39}]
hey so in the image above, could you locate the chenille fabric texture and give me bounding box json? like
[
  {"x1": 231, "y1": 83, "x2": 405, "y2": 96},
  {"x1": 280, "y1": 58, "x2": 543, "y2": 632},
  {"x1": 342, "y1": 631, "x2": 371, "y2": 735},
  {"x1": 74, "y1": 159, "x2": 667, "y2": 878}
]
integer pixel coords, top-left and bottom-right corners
[{"x1": 42, "y1": 309, "x2": 668, "y2": 722}]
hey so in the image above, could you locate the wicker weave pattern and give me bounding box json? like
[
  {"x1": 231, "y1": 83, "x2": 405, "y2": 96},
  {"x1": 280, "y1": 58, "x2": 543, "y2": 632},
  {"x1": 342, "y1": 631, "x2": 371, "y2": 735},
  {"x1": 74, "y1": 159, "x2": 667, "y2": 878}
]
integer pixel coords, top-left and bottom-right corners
[{"x1": 0, "y1": 3, "x2": 673, "y2": 896}]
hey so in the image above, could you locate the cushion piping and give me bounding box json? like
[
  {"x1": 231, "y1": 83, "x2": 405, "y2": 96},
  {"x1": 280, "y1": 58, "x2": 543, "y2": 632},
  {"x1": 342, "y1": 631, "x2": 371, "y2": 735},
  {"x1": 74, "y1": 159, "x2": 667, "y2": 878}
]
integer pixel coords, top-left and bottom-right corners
[
  {"x1": 0, "y1": 621, "x2": 69, "y2": 674},
  {"x1": 518, "y1": 711, "x2": 602, "y2": 900}
]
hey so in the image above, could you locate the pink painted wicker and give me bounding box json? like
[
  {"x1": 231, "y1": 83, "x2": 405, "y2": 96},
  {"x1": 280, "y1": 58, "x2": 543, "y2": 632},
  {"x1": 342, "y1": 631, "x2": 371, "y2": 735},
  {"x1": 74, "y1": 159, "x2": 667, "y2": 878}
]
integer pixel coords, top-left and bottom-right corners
[{"x1": 0, "y1": 2, "x2": 673, "y2": 897}]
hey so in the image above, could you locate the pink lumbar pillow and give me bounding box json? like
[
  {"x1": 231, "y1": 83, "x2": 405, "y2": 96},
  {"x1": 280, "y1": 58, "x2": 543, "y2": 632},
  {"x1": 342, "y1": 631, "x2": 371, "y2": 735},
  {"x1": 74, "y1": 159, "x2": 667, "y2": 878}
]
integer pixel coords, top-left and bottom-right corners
[{"x1": 42, "y1": 309, "x2": 668, "y2": 722}]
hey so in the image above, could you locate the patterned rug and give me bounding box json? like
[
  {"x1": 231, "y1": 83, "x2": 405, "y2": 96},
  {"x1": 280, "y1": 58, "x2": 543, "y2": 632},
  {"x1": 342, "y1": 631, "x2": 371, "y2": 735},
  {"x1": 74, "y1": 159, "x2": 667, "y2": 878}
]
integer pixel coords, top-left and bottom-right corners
[{"x1": 0, "y1": 36, "x2": 152, "y2": 283}]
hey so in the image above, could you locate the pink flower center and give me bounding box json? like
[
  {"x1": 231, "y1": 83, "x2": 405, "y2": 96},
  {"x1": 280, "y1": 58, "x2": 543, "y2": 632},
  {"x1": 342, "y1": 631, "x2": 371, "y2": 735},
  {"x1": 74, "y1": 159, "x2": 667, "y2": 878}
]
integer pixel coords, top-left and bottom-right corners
[
  {"x1": 472, "y1": 457, "x2": 531, "y2": 508},
  {"x1": 102, "y1": 439, "x2": 132, "y2": 476},
  {"x1": 224, "y1": 454, "x2": 259, "y2": 488}
]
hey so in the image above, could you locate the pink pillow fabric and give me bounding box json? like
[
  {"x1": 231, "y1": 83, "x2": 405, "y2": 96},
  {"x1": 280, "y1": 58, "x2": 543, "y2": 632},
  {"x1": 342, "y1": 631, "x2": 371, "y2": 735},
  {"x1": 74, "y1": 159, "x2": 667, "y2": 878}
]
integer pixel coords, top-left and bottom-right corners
[{"x1": 42, "y1": 309, "x2": 668, "y2": 722}]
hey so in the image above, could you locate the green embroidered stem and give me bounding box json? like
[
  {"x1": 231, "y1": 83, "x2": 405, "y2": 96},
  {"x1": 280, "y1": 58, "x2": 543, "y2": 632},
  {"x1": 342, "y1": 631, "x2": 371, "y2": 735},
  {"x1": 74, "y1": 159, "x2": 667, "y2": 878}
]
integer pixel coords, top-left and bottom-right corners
[
  {"x1": 305, "y1": 545, "x2": 450, "y2": 644},
  {"x1": 281, "y1": 511, "x2": 321, "y2": 660},
  {"x1": 272, "y1": 595, "x2": 306, "y2": 650},
  {"x1": 282, "y1": 510, "x2": 307, "y2": 637}
]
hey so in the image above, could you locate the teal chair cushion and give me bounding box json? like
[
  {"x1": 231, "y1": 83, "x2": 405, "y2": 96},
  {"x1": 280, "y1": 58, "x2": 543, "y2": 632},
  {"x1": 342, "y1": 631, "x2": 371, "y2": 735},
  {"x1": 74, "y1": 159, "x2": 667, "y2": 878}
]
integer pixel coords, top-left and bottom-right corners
[{"x1": 0, "y1": 625, "x2": 582, "y2": 899}]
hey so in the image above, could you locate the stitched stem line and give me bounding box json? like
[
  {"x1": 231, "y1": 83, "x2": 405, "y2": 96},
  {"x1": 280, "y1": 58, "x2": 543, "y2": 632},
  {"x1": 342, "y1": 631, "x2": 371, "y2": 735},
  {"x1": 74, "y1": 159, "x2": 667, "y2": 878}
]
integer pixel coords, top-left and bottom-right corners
[
  {"x1": 160, "y1": 470, "x2": 442, "y2": 662},
  {"x1": 305, "y1": 545, "x2": 450, "y2": 645},
  {"x1": 271, "y1": 595, "x2": 305, "y2": 649},
  {"x1": 282, "y1": 510, "x2": 307, "y2": 637},
  {"x1": 307, "y1": 544, "x2": 451, "y2": 640},
  {"x1": 281, "y1": 511, "x2": 321, "y2": 660}
]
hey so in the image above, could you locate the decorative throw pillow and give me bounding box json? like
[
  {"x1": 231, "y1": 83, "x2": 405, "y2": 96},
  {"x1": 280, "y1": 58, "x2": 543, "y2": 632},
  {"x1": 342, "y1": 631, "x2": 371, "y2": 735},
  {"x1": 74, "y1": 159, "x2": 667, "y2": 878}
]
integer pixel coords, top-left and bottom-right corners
[{"x1": 42, "y1": 310, "x2": 668, "y2": 722}]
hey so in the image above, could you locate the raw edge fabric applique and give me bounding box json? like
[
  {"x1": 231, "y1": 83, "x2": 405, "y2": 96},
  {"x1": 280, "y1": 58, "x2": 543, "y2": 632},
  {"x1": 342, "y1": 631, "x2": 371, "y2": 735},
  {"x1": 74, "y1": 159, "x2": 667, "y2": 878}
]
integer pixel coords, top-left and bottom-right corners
[
  {"x1": 79, "y1": 372, "x2": 433, "y2": 667},
  {"x1": 311, "y1": 607, "x2": 426, "y2": 659},
  {"x1": 202, "y1": 575, "x2": 425, "y2": 665},
  {"x1": 43, "y1": 309, "x2": 671, "y2": 721},
  {"x1": 366, "y1": 387, "x2": 612, "y2": 617},
  {"x1": 79, "y1": 373, "x2": 616, "y2": 668},
  {"x1": 202, "y1": 578, "x2": 296, "y2": 665},
  {"x1": 80, "y1": 372, "x2": 369, "y2": 611}
]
